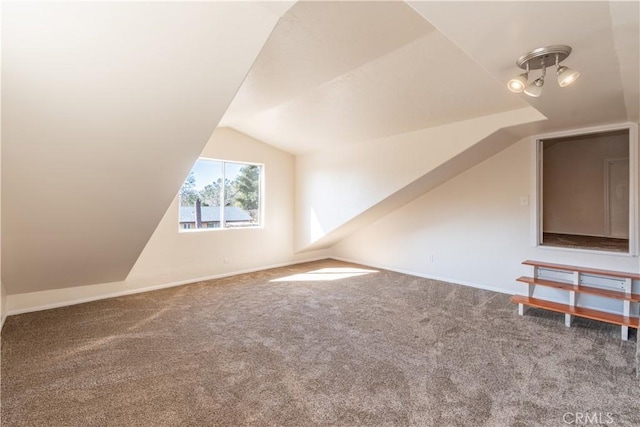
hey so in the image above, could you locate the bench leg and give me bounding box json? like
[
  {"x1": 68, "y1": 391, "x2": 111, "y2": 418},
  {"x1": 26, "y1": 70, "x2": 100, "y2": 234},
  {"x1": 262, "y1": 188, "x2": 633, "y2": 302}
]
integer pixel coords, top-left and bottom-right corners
[
  {"x1": 518, "y1": 281, "x2": 534, "y2": 316},
  {"x1": 565, "y1": 313, "x2": 573, "y2": 327},
  {"x1": 518, "y1": 303, "x2": 528, "y2": 316},
  {"x1": 566, "y1": 288, "x2": 576, "y2": 327},
  {"x1": 622, "y1": 283, "x2": 631, "y2": 341}
]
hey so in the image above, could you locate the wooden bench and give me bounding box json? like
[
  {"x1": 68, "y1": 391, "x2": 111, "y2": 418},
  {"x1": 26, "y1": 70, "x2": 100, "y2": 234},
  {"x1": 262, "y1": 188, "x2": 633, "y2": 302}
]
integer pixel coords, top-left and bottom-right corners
[{"x1": 512, "y1": 260, "x2": 640, "y2": 340}]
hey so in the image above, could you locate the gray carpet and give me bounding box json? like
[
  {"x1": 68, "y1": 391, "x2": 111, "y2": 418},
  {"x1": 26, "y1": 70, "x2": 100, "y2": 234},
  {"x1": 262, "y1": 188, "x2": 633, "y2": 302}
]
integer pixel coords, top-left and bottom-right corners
[{"x1": 1, "y1": 259, "x2": 638, "y2": 426}]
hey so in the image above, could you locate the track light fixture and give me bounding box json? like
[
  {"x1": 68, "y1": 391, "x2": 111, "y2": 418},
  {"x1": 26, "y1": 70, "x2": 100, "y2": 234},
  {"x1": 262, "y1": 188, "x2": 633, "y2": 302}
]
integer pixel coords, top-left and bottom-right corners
[
  {"x1": 507, "y1": 45, "x2": 579, "y2": 97},
  {"x1": 524, "y1": 60, "x2": 545, "y2": 98},
  {"x1": 507, "y1": 62, "x2": 529, "y2": 93}
]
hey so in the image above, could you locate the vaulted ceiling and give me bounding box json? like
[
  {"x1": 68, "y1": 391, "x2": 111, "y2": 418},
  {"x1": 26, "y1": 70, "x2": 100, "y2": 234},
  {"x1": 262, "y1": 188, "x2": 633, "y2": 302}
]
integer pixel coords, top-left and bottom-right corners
[
  {"x1": 2, "y1": 1, "x2": 638, "y2": 294},
  {"x1": 221, "y1": 1, "x2": 527, "y2": 154},
  {"x1": 223, "y1": 1, "x2": 638, "y2": 155},
  {"x1": 409, "y1": 0, "x2": 639, "y2": 132}
]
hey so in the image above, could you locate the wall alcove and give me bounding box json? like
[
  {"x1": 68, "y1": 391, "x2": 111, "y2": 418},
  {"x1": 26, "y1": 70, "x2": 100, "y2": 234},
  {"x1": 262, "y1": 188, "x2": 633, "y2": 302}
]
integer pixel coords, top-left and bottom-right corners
[{"x1": 534, "y1": 125, "x2": 638, "y2": 255}]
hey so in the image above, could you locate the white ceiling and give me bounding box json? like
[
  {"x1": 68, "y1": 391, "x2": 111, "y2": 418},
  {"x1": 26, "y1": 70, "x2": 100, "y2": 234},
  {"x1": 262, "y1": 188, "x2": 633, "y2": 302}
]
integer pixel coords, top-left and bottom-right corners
[
  {"x1": 408, "y1": 0, "x2": 639, "y2": 133},
  {"x1": 223, "y1": 1, "x2": 639, "y2": 155},
  {"x1": 221, "y1": 0, "x2": 527, "y2": 154}
]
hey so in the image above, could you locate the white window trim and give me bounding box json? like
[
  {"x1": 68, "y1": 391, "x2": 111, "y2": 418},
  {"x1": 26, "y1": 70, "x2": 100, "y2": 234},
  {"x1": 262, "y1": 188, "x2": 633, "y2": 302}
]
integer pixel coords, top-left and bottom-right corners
[
  {"x1": 530, "y1": 122, "x2": 639, "y2": 256},
  {"x1": 179, "y1": 158, "x2": 264, "y2": 233}
]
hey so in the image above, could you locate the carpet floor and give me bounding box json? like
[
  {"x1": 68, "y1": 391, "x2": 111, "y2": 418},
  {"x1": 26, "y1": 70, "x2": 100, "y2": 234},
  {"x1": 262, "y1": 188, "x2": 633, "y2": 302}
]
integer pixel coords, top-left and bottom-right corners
[
  {"x1": 542, "y1": 233, "x2": 629, "y2": 253},
  {"x1": 1, "y1": 260, "x2": 638, "y2": 426}
]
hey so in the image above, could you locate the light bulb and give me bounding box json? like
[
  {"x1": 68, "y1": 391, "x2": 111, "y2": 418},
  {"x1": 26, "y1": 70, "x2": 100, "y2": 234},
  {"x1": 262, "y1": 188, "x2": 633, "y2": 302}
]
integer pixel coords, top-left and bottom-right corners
[
  {"x1": 524, "y1": 77, "x2": 544, "y2": 97},
  {"x1": 557, "y1": 66, "x2": 580, "y2": 87},
  {"x1": 507, "y1": 73, "x2": 528, "y2": 93}
]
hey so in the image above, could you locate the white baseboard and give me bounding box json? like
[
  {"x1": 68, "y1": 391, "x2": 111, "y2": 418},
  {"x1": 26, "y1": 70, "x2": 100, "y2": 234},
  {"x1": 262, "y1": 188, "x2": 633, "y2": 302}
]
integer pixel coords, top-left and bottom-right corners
[
  {"x1": 6, "y1": 256, "x2": 330, "y2": 317},
  {"x1": 330, "y1": 256, "x2": 513, "y2": 296}
]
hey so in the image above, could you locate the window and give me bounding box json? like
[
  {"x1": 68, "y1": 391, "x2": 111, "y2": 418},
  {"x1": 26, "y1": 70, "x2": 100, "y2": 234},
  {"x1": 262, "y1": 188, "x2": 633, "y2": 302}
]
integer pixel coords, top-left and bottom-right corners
[
  {"x1": 533, "y1": 124, "x2": 638, "y2": 254},
  {"x1": 178, "y1": 158, "x2": 262, "y2": 231}
]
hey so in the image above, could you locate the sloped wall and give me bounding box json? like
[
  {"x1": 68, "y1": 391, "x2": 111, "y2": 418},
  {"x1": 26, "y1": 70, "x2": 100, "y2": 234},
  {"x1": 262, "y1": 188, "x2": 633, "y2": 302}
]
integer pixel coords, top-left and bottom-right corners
[
  {"x1": 7, "y1": 128, "x2": 329, "y2": 314},
  {"x1": 0, "y1": 277, "x2": 3, "y2": 331},
  {"x1": 0, "y1": 3, "x2": 4, "y2": 329},
  {"x1": 295, "y1": 108, "x2": 544, "y2": 252},
  {"x1": 2, "y1": 2, "x2": 289, "y2": 295},
  {"x1": 127, "y1": 128, "x2": 328, "y2": 286},
  {"x1": 333, "y1": 136, "x2": 640, "y2": 308},
  {"x1": 0, "y1": 283, "x2": 5, "y2": 331}
]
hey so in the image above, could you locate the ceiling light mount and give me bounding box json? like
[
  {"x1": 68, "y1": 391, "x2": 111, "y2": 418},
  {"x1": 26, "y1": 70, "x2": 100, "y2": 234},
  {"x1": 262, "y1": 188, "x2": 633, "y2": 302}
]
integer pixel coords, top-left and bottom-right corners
[
  {"x1": 516, "y1": 45, "x2": 572, "y2": 70},
  {"x1": 508, "y1": 45, "x2": 579, "y2": 96}
]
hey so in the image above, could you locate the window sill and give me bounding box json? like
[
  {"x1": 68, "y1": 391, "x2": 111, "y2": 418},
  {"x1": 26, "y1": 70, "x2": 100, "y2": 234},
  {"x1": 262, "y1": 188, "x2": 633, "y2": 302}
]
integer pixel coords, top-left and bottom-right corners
[
  {"x1": 179, "y1": 226, "x2": 263, "y2": 234},
  {"x1": 536, "y1": 244, "x2": 635, "y2": 258}
]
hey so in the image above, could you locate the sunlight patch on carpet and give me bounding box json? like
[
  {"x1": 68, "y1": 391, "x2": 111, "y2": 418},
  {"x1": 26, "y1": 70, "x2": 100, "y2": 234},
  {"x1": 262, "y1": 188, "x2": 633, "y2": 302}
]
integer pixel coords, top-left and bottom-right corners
[{"x1": 271, "y1": 267, "x2": 378, "y2": 282}]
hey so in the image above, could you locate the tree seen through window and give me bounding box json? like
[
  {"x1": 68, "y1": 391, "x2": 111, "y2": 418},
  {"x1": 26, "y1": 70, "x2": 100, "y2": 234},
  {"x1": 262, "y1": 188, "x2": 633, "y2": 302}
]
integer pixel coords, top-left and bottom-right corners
[{"x1": 178, "y1": 159, "x2": 262, "y2": 230}]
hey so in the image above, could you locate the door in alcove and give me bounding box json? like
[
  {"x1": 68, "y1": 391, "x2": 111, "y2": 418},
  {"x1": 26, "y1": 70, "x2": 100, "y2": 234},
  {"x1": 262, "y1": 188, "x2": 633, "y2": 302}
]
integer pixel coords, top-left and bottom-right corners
[{"x1": 605, "y1": 158, "x2": 629, "y2": 238}]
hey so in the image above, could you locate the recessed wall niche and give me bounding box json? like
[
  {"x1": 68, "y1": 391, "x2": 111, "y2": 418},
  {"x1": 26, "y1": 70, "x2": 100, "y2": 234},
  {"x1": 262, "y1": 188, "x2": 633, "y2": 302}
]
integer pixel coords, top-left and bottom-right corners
[{"x1": 540, "y1": 129, "x2": 631, "y2": 253}]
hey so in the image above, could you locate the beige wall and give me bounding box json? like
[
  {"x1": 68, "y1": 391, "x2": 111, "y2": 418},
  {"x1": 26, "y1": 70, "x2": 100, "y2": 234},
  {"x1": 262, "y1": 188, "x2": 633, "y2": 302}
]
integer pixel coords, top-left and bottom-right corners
[
  {"x1": 1, "y1": 5, "x2": 4, "y2": 330},
  {"x1": 6, "y1": 125, "x2": 638, "y2": 316},
  {"x1": 6, "y1": 128, "x2": 328, "y2": 314},
  {"x1": 127, "y1": 127, "x2": 327, "y2": 285},
  {"x1": 1, "y1": 2, "x2": 290, "y2": 295},
  {"x1": 0, "y1": 283, "x2": 5, "y2": 331},
  {"x1": 295, "y1": 107, "x2": 544, "y2": 251},
  {"x1": 333, "y1": 136, "x2": 639, "y2": 304},
  {"x1": 543, "y1": 132, "x2": 629, "y2": 237}
]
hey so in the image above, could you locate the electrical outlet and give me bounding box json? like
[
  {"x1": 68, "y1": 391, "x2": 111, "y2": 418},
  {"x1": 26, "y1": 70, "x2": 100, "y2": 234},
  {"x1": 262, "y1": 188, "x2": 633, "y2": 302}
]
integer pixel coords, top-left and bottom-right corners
[
  {"x1": 429, "y1": 254, "x2": 435, "y2": 263},
  {"x1": 223, "y1": 258, "x2": 232, "y2": 264},
  {"x1": 520, "y1": 196, "x2": 529, "y2": 206}
]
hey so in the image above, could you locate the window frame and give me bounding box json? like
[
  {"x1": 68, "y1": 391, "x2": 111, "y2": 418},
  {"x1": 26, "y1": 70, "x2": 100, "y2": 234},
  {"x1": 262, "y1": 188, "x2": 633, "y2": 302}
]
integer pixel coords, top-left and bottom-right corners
[
  {"x1": 178, "y1": 157, "x2": 264, "y2": 233},
  {"x1": 531, "y1": 122, "x2": 639, "y2": 256}
]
